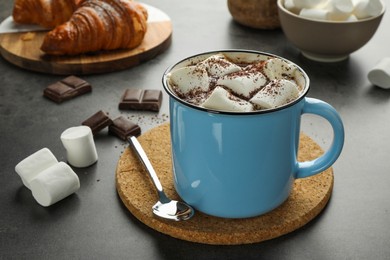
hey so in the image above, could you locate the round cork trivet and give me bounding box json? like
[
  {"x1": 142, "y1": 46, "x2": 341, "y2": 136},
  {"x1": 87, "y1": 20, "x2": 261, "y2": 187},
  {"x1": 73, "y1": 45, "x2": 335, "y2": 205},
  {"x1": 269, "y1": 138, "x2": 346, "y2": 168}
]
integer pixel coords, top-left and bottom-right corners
[{"x1": 116, "y1": 123, "x2": 333, "y2": 245}]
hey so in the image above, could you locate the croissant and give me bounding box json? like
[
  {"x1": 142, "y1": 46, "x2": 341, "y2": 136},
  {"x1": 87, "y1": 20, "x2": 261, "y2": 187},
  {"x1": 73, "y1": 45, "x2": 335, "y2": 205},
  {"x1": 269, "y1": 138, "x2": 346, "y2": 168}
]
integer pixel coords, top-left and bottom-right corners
[
  {"x1": 12, "y1": 0, "x2": 80, "y2": 28},
  {"x1": 40, "y1": 0, "x2": 148, "y2": 56}
]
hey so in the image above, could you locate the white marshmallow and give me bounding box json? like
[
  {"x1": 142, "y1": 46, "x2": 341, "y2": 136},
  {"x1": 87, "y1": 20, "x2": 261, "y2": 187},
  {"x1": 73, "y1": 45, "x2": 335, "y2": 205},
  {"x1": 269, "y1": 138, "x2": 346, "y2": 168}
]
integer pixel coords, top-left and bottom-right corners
[
  {"x1": 15, "y1": 148, "x2": 58, "y2": 189},
  {"x1": 284, "y1": 0, "x2": 295, "y2": 9},
  {"x1": 216, "y1": 69, "x2": 267, "y2": 98},
  {"x1": 223, "y1": 52, "x2": 269, "y2": 64},
  {"x1": 168, "y1": 66, "x2": 209, "y2": 94},
  {"x1": 292, "y1": 0, "x2": 327, "y2": 10},
  {"x1": 61, "y1": 126, "x2": 98, "y2": 168},
  {"x1": 202, "y1": 86, "x2": 253, "y2": 112},
  {"x1": 368, "y1": 57, "x2": 390, "y2": 89},
  {"x1": 299, "y1": 8, "x2": 330, "y2": 20},
  {"x1": 327, "y1": 0, "x2": 355, "y2": 21},
  {"x1": 30, "y1": 162, "x2": 80, "y2": 207},
  {"x1": 284, "y1": 0, "x2": 300, "y2": 13},
  {"x1": 263, "y1": 58, "x2": 297, "y2": 80},
  {"x1": 293, "y1": 69, "x2": 306, "y2": 90},
  {"x1": 250, "y1": 79, "x2": 300, "y2": 109},
  {"x1": 344, "y1": 14, "x2": 358, "y2": 21},
  {"x1": 199, "y1": 54, "x2": 242, "y2": 77},
  {"x1": 353, "y1": 0, "x2": 383, "y2": 19}
]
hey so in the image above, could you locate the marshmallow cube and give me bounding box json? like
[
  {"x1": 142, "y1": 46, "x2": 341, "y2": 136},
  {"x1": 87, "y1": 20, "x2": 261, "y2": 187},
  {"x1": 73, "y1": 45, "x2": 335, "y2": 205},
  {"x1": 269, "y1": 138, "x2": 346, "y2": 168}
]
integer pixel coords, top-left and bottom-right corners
[
  {"x1": 284, "y1": 0, "x2": 300, "y2": 13},
  {"x1": 30, "y1": 162, "x2": 80, "y2": 207},
  {"x1": 201, "y1": 86, "x2": 253, "y2": 112},
  {"x1": 299, "y1": 8, "x2": 330, "y2": 21},
  {"x1": 292, "y1": 0, "x2": 327, "y2": 10},
  {"x1": 250, "y1": 79, "x2": 300, "y2": 109},
  {"x1": 263, "y1": 58, "x2": 297, "y2": 80},
  {"x1": 368, "y1": 57, "x2": 390, "y2": 89},
  {"x1": 327, "y1": 0, "x2": 355, "y2": 21},
  {"x1": 217, "y1": 71, "x2": 267, "y2": 98},
  {"x1": 354, "y1": 0, "x2": 383, "y2": 19},
  {"x1": 168, "y1": 66, "x2": 210, "y2": 94},
  {"x1": 15, "y1": 148, "x2": 58, "y2": 189},
  {"x1": 200, "y1": 54, "x2": 242, "y2": 77},
  {"x1": 61, "y1": 126, "x2": 98, "y2": 168},
  {"x1": 344, "y1": 14, "x2": 358, "y2": 21}
]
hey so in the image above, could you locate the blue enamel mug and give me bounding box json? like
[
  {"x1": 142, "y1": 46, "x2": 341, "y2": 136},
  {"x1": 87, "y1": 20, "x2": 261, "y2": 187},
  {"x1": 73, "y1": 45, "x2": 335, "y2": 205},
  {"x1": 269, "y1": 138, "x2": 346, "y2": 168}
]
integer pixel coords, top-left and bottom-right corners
[{"x1": 162, "y1": 50, "x2": 344, "y2": 218}]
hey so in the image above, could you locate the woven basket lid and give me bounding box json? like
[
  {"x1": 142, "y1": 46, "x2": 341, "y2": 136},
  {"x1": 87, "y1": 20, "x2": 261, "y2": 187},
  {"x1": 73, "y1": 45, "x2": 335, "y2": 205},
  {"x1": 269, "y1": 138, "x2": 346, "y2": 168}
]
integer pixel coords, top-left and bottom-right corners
[{"x1": 228, "y1": 0, "x2": 280, "y2": 29}]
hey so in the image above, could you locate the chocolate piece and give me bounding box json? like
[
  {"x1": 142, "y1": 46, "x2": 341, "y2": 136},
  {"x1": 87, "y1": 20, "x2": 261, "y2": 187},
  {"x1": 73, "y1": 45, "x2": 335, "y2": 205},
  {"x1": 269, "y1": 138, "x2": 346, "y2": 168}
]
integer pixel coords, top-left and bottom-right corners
[
  {"x1": 119, "y1": 89, "x2": 162, "y2": 112},
  {"x1": 109, "y1": 116, "x2": 141, "y2": 140},
  {"x1": 44, "y1": 75, "x2": 92, "y2": 103},
  {"x1": 82, "y1": 110, "x2": 113, "y2": 135}
]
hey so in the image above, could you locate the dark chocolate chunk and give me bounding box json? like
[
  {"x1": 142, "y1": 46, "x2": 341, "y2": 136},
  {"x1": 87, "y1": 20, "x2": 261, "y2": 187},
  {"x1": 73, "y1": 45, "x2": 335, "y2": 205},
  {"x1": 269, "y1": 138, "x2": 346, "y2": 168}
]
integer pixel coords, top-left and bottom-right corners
[
  {"x1": 43, "y1": 75, "x2": 92, "y2": 103},
  {"x1": 109, "y1": 116, "x2": 141, "y2": 140},
  {"x1": 82, "y1": 110, "x2": 113, "y2": 135},
  {"x1": 119, "y1": 89, "x2": 162, "y2": 112}
]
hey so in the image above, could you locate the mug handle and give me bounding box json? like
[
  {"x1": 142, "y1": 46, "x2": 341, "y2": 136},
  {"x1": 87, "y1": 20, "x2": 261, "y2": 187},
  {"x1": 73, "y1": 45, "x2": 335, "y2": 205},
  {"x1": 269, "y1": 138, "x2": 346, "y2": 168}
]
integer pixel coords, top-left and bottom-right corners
[{"x1": 296, "y1": 97, "x2": 345, "y2": 178}]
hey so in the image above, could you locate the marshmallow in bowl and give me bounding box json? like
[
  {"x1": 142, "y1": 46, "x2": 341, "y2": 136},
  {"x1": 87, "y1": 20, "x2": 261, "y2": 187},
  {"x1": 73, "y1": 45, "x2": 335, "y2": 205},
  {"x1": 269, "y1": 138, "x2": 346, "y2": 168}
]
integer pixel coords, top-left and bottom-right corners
[
  {"x1": 15, "y1": 148, "x2": 58, "y2": 189},
  {"x1": 250, "y1": 79, "x2": 300, "y2": 109},
  {"x1": 344, "y1": 14, "x2": 358, "y2": 21},
  {"x1": 299, "y1": 8, "x2": 330, "y2": 20},
  {"x1": 168, "y1": 66, "x2": 210, "y2": 94},
  {"x1": 284, "y1": 0, "x2": 301, "y2": 13},
  {"x1": 202, "y1": 86, "x2": 254, "y2": 112},
  {"x1": 217, "y1": 69, "x2": 267, "y2": 98},
  {"x1": 30, "y1": 162, "x2": 80, "y2": 207},
  {"x1": 354, "y1": 0, "x2": 383, "y2": 19},
  {"x1": 290, "y1": 0, "x2": 327, "y2": 9},
  {"x1": 323, "y1": 0, "x2": 355, "y2": 21},
  {"x1": 368, "y1": 57, "x2": 390, "y2": 89},
  {"x1": 285, "y1": 0, "x2": 384, "y2": 21}
]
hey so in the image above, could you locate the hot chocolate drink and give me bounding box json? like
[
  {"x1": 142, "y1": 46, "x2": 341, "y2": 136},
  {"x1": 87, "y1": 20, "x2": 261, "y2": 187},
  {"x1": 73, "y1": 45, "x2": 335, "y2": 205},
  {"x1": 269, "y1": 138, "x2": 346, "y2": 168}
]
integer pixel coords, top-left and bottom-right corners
[
  {"x1": 166, "y1": 53, "x2": 305, "y2": 112},
  {"x1": 162, "y1": 50, "x2": 344, "y2": 218}
]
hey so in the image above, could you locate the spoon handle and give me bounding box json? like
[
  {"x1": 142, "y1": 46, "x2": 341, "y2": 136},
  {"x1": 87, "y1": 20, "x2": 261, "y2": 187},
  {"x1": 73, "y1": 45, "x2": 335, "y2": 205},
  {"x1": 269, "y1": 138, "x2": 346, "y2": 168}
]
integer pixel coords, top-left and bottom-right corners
[{"x1": 128, "y1": 136, "x2": 164, "y2": 194}]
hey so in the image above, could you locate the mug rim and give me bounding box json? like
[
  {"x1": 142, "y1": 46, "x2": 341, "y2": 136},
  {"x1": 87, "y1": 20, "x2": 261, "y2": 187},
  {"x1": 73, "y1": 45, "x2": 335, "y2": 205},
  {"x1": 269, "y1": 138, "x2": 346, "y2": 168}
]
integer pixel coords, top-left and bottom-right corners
[{"x1": 162, "y1": 49, "x2": 310, "y2": 115}]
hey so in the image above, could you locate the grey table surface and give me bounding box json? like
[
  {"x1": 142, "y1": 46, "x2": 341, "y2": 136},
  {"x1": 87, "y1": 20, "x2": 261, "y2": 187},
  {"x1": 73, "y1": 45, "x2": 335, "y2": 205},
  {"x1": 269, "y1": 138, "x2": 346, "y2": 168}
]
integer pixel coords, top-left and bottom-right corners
[{"x1": 1, "y1": 0, "x2": 390, "y2": 259}]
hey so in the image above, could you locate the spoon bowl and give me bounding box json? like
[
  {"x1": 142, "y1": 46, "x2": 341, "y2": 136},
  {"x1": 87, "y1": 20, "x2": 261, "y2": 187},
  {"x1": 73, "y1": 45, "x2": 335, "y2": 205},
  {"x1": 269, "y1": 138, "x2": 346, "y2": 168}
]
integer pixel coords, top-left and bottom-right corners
[
  {"x1": 153, "y1": 201, "x2": 194, "y2": 221},
  {"x1": 128, "y1": 136, "x2": 195, "y2": 221}
]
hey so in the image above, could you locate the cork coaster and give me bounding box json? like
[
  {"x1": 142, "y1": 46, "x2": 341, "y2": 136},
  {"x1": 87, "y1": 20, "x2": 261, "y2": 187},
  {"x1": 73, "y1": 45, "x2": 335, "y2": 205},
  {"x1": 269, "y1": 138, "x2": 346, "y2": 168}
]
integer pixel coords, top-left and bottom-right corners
[{"x1": 115, "y1": 123, "x2": 333, "y2": 245}]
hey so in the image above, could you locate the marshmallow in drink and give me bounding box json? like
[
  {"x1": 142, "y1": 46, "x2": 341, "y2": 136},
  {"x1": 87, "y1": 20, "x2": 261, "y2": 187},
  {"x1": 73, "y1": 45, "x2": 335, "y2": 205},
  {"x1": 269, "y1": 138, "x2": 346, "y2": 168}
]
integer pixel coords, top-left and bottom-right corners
[
  {"x1": 202, "y1": 86, "x2": 253, "y2": 112},
  {"x1": 368, "y1": 57, "x2": 390, "y2": 89},
  {"x1": 263, "y1": 58, "x2": 297, "y2": 80},
  {"x1": 250, "y1": 79, "x2": 300, "y2": 109},
  {"x1": 30, "y1": 162, "x2": 80, "y2": 207},
  {"x1": 223, "y1": 52, "x2": 269, "y2": 64},
  {"x1": 216, "y1": 69, "x2": 267, "y2": 98},
  {"x1": 15, "y1": 148, "x2": 58, "y2": 189},
  {"x1": 293, "y1": 69, "x2": 306, "y2": 90},
  {"x1": 299, "y1": 8, "x2": 330, "y2": 20},
  {"x1": 168, "y1": 66, "x2": 209, "y2": 94},
  {"x1": 199, "y1": 54, "x2": 242, "y2": 77},
  {"x1": 61, "y1": 126, "x2": 98, "y2": 168}
]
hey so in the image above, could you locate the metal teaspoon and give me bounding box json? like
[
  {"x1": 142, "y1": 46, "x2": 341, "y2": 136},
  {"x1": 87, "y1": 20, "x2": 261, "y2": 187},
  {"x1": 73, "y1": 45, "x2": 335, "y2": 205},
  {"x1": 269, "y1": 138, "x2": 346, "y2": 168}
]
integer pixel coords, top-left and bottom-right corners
[{"x1": 128, "y1": 136, "x2": 195, "y2": 221}]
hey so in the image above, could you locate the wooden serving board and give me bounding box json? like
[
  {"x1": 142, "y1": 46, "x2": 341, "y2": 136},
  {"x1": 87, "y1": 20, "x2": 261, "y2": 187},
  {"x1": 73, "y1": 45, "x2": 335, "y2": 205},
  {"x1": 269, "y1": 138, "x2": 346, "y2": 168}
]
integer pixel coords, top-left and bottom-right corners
[{"x1": 0, "y1": 4, "x2": 172, "y2": 75}]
